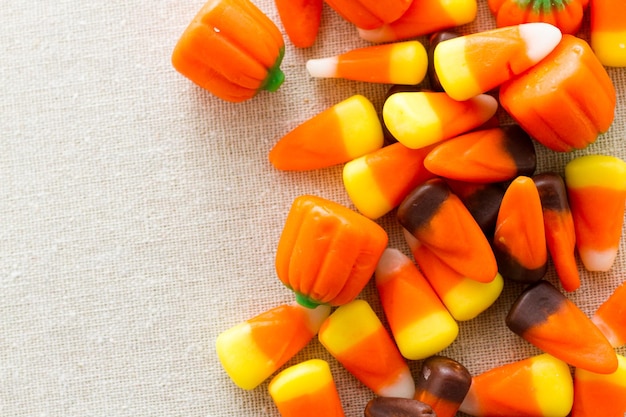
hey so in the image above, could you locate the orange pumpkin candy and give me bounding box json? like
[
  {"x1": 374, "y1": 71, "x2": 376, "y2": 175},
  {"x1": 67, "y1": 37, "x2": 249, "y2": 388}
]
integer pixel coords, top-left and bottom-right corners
[
  {"x1": 172, "y1": 0, "x2": 286, "y2": 102},
  {"x1": 487, "y1": 0, "x2": 588, "y2": 35}
]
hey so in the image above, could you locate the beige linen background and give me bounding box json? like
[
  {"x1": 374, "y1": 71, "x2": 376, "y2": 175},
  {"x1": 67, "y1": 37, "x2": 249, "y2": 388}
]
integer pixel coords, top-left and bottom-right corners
[{"x1": 1, "y1": 0, "x2": 625, "y2": 416}]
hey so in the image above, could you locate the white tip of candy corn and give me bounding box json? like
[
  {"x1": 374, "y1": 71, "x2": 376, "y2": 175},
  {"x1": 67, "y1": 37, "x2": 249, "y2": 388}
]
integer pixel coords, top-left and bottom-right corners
[
  {"x1": 357, "y1": 26, "x2": 394, "y2": 43},
  {"x1": 579, "y1": 248, "x2": 617, "y2": 272},
  {"x1": 306, "y1": 57, "x2": 339, "y2": 78},
  {"x1": 377, "y1": 367, "x2": 416, "y2": 398},
  {"x1": 299, "y1": 303, "x2": 331, "y2": 333},
  {"x1": 519, "y1": 23, "x2": 562, "y2": 64},
  {"x1": 375, "y1": 248, "x2": 406, "y2": 280}
]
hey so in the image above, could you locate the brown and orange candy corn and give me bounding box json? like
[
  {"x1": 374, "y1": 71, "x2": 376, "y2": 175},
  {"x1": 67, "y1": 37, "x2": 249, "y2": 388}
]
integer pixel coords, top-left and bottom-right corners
[
  {"x1": 414, "y1": 356, "x2": 472, "y2": 417},
  {"x1": 445, "y1": 179, "x2": 505, "y2": 238}
]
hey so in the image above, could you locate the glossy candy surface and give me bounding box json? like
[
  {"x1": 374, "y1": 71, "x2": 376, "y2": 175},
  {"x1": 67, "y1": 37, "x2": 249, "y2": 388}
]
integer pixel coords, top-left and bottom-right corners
[
  {"x1": 216, "y1": 303, "x2": 330, "y2": 389},
  {"x1": 459, "y1": 353, "x2": 574, "y2": 417},
  {"x1": 571, "y1": 354, "x2": 626, "y2": 417},
  {"x1": 506, "y1": 281, "x2": 618, "y2": 374},
  {"x1": 427, "y1": 31, "x2": 461, "y2": 92},
  {"x1": 488, "y1": 0, "x2": 588, "y2": 34},
  {"x1": 445, "y1": 179, "x2": 505, "y2": 238},
  {"x1": 275, "y1": 195, "x2": 388, "y2": 307},
  {"x1": 592, "y1": 280, "x2": 626, "y2": 348},
  {"x1": 364, "y1": 397, "x2": 435, "y2": 417},
  {"x1": 268, "y1": 359, "x2": 345, "y2": 417},
  {"x1": 414, "y1": 355, "x2": 471, "y2": 417},
  {"x1": 397, "y1": 178, "x2": 498, "y2": 283},
  {"x1": 590, "y1": 0, "x2": 626, "y2": 66},
  {"x1": 318, "y1": 299, "x2": 415, "y2": 398},
  {"x1": 383, "y1": 91, "x2": 498, "y2": 150},
  {"x1": 274, "y1": 0, "x2": 322, "y2": 48},
  {"x1": 565, "y1": 155, "x2": 626, "y2": 271},
  {"x1": 375, "y1": 248, "x2": 459, "y2": 360},
  {"x1": 306, "y1": 41, "x2": 428, "y2": 85},
  {"x1": 269, "y1": 95, "x2": 383, "y2": 171},
  {"x1": 434, "y1": 23, "x2": 562, "y2": 101},
  {"x1": 323, "y1": 0, "x2": 412, "y2": 29}
]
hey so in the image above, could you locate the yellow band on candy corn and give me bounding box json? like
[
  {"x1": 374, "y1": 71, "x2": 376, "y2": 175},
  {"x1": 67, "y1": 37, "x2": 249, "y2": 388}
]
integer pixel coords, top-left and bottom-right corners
[
  {"x1": 319, "y1": 300, "x2": 381, "y2": 353},
  {"x1": 336, "y1": 95, "x2": 383, "y2": 159},
  {"x1": 342, "y1": 157, "x2": 393, "y2": 219},
  {"x1": 564, "y1": 155, "x2": 626, "y2": 189},
  {"x1": 592, "y1": 31, "x2": 626, "y2": 67},
  {"x1": 531, "y1": 354, "x2": 574, "y2": 417},
  {"x1": 388, "y1": 41, "x2": 428, "y2": 85},
  {"x1": 269, "y1": 359, "x2": 334, "y2": 401},
  {"x1": 442, "y1": 273, "x2": 504, "y2": 322},
  {"x1": 395, "y1": 310, "x2": 458, "y2": 360}
]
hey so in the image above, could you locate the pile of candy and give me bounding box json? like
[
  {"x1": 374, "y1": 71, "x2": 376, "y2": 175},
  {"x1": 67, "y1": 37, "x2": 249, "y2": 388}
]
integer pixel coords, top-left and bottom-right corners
[{"x1": 172, "y1": 0, "x2": 626, "y2": 415}]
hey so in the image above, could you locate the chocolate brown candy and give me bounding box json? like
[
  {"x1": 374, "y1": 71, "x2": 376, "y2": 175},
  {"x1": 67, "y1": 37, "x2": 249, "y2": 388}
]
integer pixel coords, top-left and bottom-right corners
[
  {"x1": 446, "y1": 180, "x2": 506, "y2": 238},
  {"x1": 364, "y1": 396, "x2": 436, "y2": 417},
  {"x1": 414, "y1": 356, "x2": 471, "y2": 417}
]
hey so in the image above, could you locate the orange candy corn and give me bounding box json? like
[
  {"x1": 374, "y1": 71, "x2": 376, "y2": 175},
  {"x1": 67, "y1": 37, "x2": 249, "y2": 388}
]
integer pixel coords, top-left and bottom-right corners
[
  {"x1": 342, "y1": 142, "x2": 437, "y2": 219},
  {"x1": 592, "y1": 280, "x2": 626, "y2": 348},
  {"x1": 506, "y1": 281, "x2": 618, "y2": 374},
  {"x1": 274, "y1": 0, "x2": 322, "y2": 48},
  {"x1": 398, "y1": 178, "x2": 498, "y2": 284},
  {"x1": 383, "y1": 91, "x2": 498, "y2": 149},
  {"x1": 375, "y1": 248, "x2": 459, "y2": 360},
  {"x1": 533, "y1": 173, "x2": 580, "y2": 292},
  {"x1": 269, "y1": 95, "x2": 383, "y2": 171},
  {"x1": 414, "y1": 356, "x2": 472, "y2": 417},
  {"x1": 306, "y1": 41, "x2": 428, "y2": 85},
  {"x1": 268, "y1": 359, "x2": 346, "y2": 417},
  {"x1": 493, "y1": 176, "x2": 547, "y2": 283},
  {"x1": 275, "y1": 195, "x2": 388, "y2": 308},
  {"x1": 404, "y1": 231, "x2": 504, "y2": 322},
  {"x1": 571, "y1": 354, "x2": 626, "y2": 417},
  {"x1": 565, "y1": 155, "x2": 626, "y2": 272},
  {"x1": 459, "y1": 353, "x2": 574, "y2": 417},
  {"x1": 445, "y1": 179, "x2": 506, "y2": 238},
  {"x1": 215, "y1": 302, "x2": 331, "y2": 390},
  {"x1": 318, "y1": 299, "x2": 415, "y2": 398},
  {"x1": 424, "y1": 126, "x2": 536, "y2": 184},
  {"x1": 590, "y1": 0, "x2": 626, "y2": 66},
  {"x1": 171, "y1": 0, "x2": 285, "y2": 102},
  {"x1": 358, "y1": 0, "x2": 477, "y2": 43},
  {"x1": 323, "y1": 0, "x2": 412, "y2": 29},
  {"x1": 500, "y1": 35, "x2": 616, "y2": 152},
  {"x1": 434, "y1": 23, "x2": 562, "y2": 101}
]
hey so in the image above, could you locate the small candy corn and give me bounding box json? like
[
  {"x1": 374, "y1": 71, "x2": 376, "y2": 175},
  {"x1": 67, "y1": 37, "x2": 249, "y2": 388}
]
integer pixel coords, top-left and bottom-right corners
[
  {"x1": 571, "y1": 354, "x2": 626, "y2": 417},
  {"x1": 414, "y1": 356, "x2": 472, "y2": 417},
  {"x1": 358, "y1": 0, "x2": 477, "y2": 43},
  {"x1": 592, "y1": 280, "x2": 626, "y2": 348},
  {"x1": 459, "y1": 353, "x2": 574, "y2": 417},
  {"x1": 275, "y1": 195, "x2": 388, "y2": 307},
  {"x1": 365, "y1": 397, "x2": 435, "y2": 417},
  {"x1": 590, "y1": 0, "x2": 626, "y2": 67},
  {"x1": 533, "y1": 173, "x2": 580, "y2": 292},
  {"x1": 268, "y1": 359, "x2": 345, "y2": 417},
  {"x1": 342, "y1": 142, "x2": 437, "y2": 219},
  {"x1": 216, "y1": 303, "x2": 331, "y2": 390},
  {"x1": 323, "y1": 0, "x2": 412, "y2": 29},
  {"x1": 375, "y1": 248, "x2": 459, "y2": 360},
  {"x1": 269, "y1": 95, "x2": 383, "y2": 171},
  {"x1": 445, "y1": 179, "x2": 506, "y2": 238},
  {"x1": 493, "y1": 176, "x2": 547, "y2": 283},
  {"x1": 424, "y1": 126, "x2": 536, "y2": 184},
  {"x1": 318, "y1": 299, "x2": 415, "y2": 398},
  {"x1": 274, "y1": 0, "x2": 322, "y2": 48},
  {"x1": 565, "y1": 155, "x2": 626, "y2": 271},
  {"x1": 306, "y1": 41, "x2": 428, "y2": 85},
  {"x1": 397, "y1": 178, "x2": 498, "y2": 283},
  {"x1": 506, "y1": 281, "x2": 618, "y2": 374},
  {"x1": 434, "y1": 23, "x2": 562, "y2": 101},
  {"x1": 404, "y1": 231, "x2": 504, "y2": 322},
  {"x1": 382, "y1": 91, "x2": 498, "y2": 149}
]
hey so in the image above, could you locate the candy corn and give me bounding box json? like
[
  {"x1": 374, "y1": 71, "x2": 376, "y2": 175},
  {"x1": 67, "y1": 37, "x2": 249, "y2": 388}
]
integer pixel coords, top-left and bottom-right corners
[
  {"x1": 375, "y1": 248, "x2": 459, "y2": 360},
  {"x1": 269, "y1": 95, "x2": 383, "y2": 171},
  {"x1": 275, "y1": 195, "x2": 388, "y2": 307},
  {"x1": 404, "y1": 231, "x2": 504, "y2": 322},
  {"x1": 493, "y1": 176, "x2": 547, "y2": 283},
  {"x1": 398, "y1": 178, "x2": 498, "y2": 283},
  {"x1": 414, "y1": 356, "x2": 472, "y2": 417},
  {"x1": 268, "y1": 359, "x2": 345, "y2": 417},
  {"x1": 358, "y1": 0, "x2": 477, "y2": 43},
  {"x1": 342, "y1": 142, "x2": 436, "y2": 219},
  {"x1": 318, "y1": 299, "x2": 415, "y2": 398},
  {"x1": 533, "y1": 173, "x2": 580, "y2": 292},
  {"x1": 424, "y1": 126, "x2": 536, "y2": 184},
  {"x1": 592, "y1": 280, "x2": 626, "y2": 348},
  {"x1": 216, "y1": 302, "x2": 331, "y2": 390},
  {"x1": 571, "y1": 354, "x2": 626, "y2": 417},
  {"x1": 427, "y1": 32, "x2": 461, "y2": 92},
  {"x1": 434, "y1": 23, "x2": 562, "y2": 101},
  {"x1": 590, "y1": 0, "x2": 626, "y2": 67},
  {"x1": 323, "y1": 0, "x2": 412, "y2": 29},
  {"x1": 506, "y1": 281, "x2": 618, "y2": 374},
  {"x1": 565, "y1": 155, "x2": 626, "y2": 271},
  {"x1": 382, "y1": 91, "x2": 498, "y2": 149},
  {"x1": 274, "y1": 0, "x2": 322, "y2": 48},
  {"x1": 307, "y1": 41, "x2": 427, "y2": 85},
  {"x1": 365, "y1": 397, "x2": 435, "y2": 417},
  {"x1": 459, "y1": 353, "x2": 574, "y2": 417},
  {"x1": 445, "y1": 179, "x2": 505, "y2": 238}
]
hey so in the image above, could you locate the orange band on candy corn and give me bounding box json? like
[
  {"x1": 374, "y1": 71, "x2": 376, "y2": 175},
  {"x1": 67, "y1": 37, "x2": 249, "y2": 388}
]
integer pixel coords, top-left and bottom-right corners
[
  {"x1": 591, "y1": 0, "x2": 626, "y2": 66},
  {"x1": 323, "y1": 0, "x2": 412, "y2": 29},
  {"x1": 571, "y1": 354, "x2": 626, "y2": 417},
  {"x1": 592, "y1": 280, "x2": 626, "y2": 348},
  {"x1": 274, "y1": 0, "x2": 322, "y2": 48}
]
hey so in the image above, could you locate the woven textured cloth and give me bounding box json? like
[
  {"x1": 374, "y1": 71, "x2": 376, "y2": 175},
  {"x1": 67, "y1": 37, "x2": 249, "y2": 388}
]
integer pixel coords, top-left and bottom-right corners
[{"x1": 1, "y1": 1, "x2": 625, "y2": 416}]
